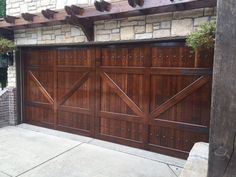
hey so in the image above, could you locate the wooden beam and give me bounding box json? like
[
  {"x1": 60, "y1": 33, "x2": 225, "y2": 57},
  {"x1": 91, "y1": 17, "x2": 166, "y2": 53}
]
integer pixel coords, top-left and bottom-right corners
[
  {"x1": 128, "y1": 0, "x2": 145, "y2": 8},
  {"x1": 137, "y1": 0, "x2": 144, "y2": 7},
  {"x1": 94, "y1": 0, "x2": 111, "y2": 12},
  {"x1": 4, "y1": 15, "x2": 19, "y2": 24},
  {"x1": 71, "y1": 5, "x2": 84, "y2": 15},
  {"x1": 0, "y1": 0, "x2": 216, "y2": 30},
  {"x1": 65, "y1": 5, "x2": 84, "y2": 16},
  {"x1": 208, "y1": 0, "x2": 236, "y2": 177},
  {"x1": 42, "y1": 9, "x2": 57, "y2": 19},
  {"x1": 66, "y1": 15, "x2": 94, "y2": 41},
  {"x1": 21, "y1": 13, "x2": 36, "y2": 22}
]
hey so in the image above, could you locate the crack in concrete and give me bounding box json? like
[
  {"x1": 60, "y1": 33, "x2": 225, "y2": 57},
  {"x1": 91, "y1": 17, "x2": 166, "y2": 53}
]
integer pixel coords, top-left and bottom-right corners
[
  {"x1": 0, "y1": 171, "x2": 12, "y2": 177},
  {"x1": 87, "y1": 141, "x2": 184, "y2": 168},
  {"x1": 167, "y1": 164, "x2": 180, "y2": 177},
  {"x1": 15, "y1": 143, "x2": 84, "y2": 177},
  {"x1": 223, "y1": 132, "x2": 236, "y2": 176}
]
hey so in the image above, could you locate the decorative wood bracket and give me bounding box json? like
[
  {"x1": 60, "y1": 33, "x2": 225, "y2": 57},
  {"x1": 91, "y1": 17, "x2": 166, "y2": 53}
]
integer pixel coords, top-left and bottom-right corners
[
  {"x1": 4, "y1": 15, "x2": 19, "y2": 24},
  {"x1": 66, "y1": 15, "x2": 94, "y2": 41},
  {"x1": 94, "y1": 0, "x2": 111, "y2": 12},
  {"x1": 21, "y1": 13, "x2": 37, "y2": 22},
  {"x1": 42, "y1": 9, "x2": 58, "y2": 19},
  {"x1": 128, "y1": 0, "x2": 144, "y2": 8},
  {"x1": 0, "y1": 0, "x2": 217, "y2": 29},
  {"x1": 65, "y1": 5, "x2": 84, "y2": 16}
]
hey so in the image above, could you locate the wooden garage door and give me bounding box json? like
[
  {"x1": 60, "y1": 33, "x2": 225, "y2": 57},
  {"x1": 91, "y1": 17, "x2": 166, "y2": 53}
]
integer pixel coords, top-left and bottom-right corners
[
  {"x1": 24, "y1": 48, "x2": 96, "y2": 137},
  {"x1": 23, "y1": 42, "x2": 213, "y2": 158}
]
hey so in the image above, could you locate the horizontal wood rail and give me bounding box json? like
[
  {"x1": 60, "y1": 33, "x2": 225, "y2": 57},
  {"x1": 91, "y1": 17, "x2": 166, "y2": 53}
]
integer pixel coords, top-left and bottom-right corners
[{"x1": 0, "y1": 0, "x2": 216, "y2": 41}]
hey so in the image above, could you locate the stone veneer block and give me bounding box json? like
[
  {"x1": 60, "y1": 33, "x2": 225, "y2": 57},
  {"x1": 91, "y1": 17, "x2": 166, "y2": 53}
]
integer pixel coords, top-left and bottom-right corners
[
  {"x1": 146, "y1": 24, "x2": 153, "y2": 33},
  {"x1": 194, "y1": 17, "x2": 210, "y2": 27},
  {"x1": 180, "y1": 142, "x2": 209, "y2": 177},
  {"x1": 160, "y1": 21, "x2": 171, "y2": 29},
  {"x1": 153, "y1": 29, "x2": 171, "y2": 38},
  {"x1": 121, "y1": 26, "x2": 134, "y2": 40},
  {"x1": 96, "y1": 34, "x2": 110, "y2": 41},
  {"x1": 110, "y1": 33, "x2": 120, "y2": 41},
  {"x1": 104, "y1": 21, "x2": 117, "y2": 30},
  {"x1": 135, "y1": 33, "x2": 152, "y2": 40},
  {"x1": 171, "y1": 19, "x2": 194, "y2": 36},
  {"x1": 173, "y1": 8, "x2": 204, "y2": 19},
  {"x1": 146, "y1": 13, "x2": 173, "y2": 23},
  {"x1": 134, "y1": 26, "x2": 145, "y2": 33}
]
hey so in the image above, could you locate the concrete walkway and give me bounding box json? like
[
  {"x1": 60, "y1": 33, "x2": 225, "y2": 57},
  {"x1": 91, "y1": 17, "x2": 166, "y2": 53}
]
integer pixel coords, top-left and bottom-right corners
[{"x1": 0, "y1": 124, "x2": 185, "y2": 177}]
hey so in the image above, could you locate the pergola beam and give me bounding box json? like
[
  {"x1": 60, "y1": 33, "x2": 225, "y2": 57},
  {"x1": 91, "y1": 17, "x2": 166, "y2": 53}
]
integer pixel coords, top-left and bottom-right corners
[
  {"x1": 0, "y1": 0, "x2": 216, "y2": 29},
  {"x1": 0, "y1": 0, "x2": 216, "y2": 41}
]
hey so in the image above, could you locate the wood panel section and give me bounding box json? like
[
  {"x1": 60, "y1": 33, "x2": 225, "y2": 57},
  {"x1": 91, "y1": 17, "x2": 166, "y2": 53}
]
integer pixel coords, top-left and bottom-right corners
[
  {"x1": 24, "y1": 47, "x2": 96, "y2": 136},
  {"x1": 23, "y1": 42, "x2": 213, "y2": 158}
]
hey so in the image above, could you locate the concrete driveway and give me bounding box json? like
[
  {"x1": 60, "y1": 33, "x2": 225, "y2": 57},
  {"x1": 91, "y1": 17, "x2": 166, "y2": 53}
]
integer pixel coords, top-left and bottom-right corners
[{"x1": 0, "y1": 124, "x2": 185, "y2": 177}]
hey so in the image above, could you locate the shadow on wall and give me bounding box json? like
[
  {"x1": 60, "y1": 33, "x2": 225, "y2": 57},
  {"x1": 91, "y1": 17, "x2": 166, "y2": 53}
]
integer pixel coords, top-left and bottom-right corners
[{"x1": 0, "y1": 68, "x2": 7, "y2": 90}]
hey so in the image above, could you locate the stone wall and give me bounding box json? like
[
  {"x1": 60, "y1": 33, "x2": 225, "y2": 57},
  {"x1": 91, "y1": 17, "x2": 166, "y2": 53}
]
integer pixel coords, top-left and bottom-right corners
[
  {"x1": 0, "y1": 88, "x2": 17, "y2": 127},
  {"x1": 8, "y1": 65, "x2": 16, "y2": 88},
  {"x1": 14, "y1": 8, "x2": 216, "y2": 45},
  {"x1": 95, "y1": 8, "x2": 216, "y2": 41}
]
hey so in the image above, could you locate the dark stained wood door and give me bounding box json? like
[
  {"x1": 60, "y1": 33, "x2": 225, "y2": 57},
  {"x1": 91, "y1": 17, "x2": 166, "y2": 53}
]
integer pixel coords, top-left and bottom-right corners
[
  {"x1": 147, "y1": 45, "x2": 213, "y2": 157},
  {"x1": 24, "y1": 47, "x2": 96, "y2": 137},
  {"x1": 23, "y1": 42, "x2": 213, "y2": 158}
]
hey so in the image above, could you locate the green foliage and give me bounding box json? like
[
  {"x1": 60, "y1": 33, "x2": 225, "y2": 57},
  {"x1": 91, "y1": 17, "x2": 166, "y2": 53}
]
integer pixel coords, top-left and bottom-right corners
[
  {"x1": 0, "y1": 0, "x2": 6, "y2": 18},
  {"x1": 0, "y1": 68, "x2": 7, "y2": 89},
  {"x1": 186, "y1": 21, "x2": 216, "y2": 50},
  {"x1": 0, "y1": 38, "x2": 16, "y2": 54},
  {"x1": 0, "y1": 0, "x2": 8, "y2": 89}
]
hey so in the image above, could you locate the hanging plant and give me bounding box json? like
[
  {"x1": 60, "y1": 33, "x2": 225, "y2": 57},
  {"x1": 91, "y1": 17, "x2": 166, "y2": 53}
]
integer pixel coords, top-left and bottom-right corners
[
  {"x1": 0, "y1": 38, "x2": 16, "y2": 54},
  {"x1": 186, "y1": 21, "x2": 216, "y2": 50}
]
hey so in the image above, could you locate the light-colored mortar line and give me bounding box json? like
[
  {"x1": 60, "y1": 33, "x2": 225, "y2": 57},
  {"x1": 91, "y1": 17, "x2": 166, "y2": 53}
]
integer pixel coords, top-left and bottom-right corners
[{"x1": 16, "y1": 143, "x2": 84, "y2": 177}]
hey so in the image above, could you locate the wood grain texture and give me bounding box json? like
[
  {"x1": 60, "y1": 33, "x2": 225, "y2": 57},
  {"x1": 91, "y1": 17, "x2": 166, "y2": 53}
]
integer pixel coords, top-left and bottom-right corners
[
  {"x1": 23, "y1": 42, "x2": 213, "y2": 158},
  {"x1": 208, "y1": 0, "x2": 236, "y2": 176}
]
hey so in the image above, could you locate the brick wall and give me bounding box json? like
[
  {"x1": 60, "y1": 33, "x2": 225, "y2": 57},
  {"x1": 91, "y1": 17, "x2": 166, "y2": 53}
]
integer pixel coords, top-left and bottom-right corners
[
  {"x1": 0, "y1": 90, "x2": 9, "y2": 127},
  {"x1": 0, "y1": 88, "x2": 17, "y2": 127}
]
